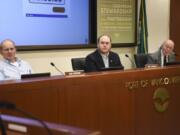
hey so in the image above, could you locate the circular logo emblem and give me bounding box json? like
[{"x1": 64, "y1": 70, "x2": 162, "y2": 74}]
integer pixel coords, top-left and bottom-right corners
[{"x1": 153, "y1": 87, "x2": 170, "y2": 113}]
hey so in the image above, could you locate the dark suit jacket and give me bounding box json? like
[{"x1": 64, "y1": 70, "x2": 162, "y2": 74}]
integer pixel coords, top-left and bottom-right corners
[{"x1": 85, "y1": 49, "x2": 124, "y2": 72}]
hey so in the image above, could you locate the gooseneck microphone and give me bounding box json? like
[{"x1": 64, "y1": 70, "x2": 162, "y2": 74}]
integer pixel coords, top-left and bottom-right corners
[
  {"x1": 0, "y1": 101, "x2": 15, "y2": 109},
  {"x1": 0, "y1": 101, "x2": 15, "y2": 135},
  {"x1": 125, "y1": 54, "x2": 136, "y2": 68},
  {"x1": 50, "y1": 62, "x2": 64, "y2": 75},
  {"x1": 0, "y1": 101, "x2": 52, "y2": 135},
  {"x1": 0, "y1": 115, "x2": 6, "y2": 135}
]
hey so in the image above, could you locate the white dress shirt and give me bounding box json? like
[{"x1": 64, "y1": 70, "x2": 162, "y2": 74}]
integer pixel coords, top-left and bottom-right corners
[{"x1": 101, "y1": 53, "x2": 109, "y2": 68}]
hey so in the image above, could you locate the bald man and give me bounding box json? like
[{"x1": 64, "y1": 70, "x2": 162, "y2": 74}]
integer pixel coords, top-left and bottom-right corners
[
  {"x1": 147, "y1": 39, "x2": 175, "y2": 66},
  {"x1": 0, "y1": 39, "x2": 32, "y2": 80}
]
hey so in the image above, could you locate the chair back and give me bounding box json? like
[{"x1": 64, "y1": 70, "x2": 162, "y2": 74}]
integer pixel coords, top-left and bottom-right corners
[
  {"x1": 71, "y1": 57, "x2": 86, "y2": 70},
  {"x1": 134, "y1": 54, "x2": 148, "y2": 68}
]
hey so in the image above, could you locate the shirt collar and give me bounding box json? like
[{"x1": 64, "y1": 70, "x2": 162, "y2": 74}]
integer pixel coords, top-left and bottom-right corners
[
  {"x1": 3, "y1": 57, "x2": 21, "y2": 64},
  {"x1": 161, "y1": 49, "x2": 165, "y2": 57},
  {"x1": 100, "y1": 52, "x2": 109, "y2": 58}
]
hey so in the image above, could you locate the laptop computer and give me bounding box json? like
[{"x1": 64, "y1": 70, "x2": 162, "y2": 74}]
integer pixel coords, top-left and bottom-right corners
[
  {"x1": 21, "y1": 72, "x2": 51, "y2": 79},
  {"x1": 165, "y1": 61, "x2": 180, "y2": 66},
  {"x1": 99, "y1": 66, "x2": 124, "y2": 71}
]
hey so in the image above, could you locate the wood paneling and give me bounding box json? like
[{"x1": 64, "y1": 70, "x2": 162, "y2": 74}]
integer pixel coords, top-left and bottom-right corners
[
  {"x1": 170, "y1": 0, "x2": 180, "y2": 60},
  {"x1": 0, "y1": 66, "x2": 180, "y2": 135}
]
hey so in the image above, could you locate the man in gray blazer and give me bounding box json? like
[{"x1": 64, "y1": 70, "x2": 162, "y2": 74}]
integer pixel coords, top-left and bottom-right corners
[{"x1": 147, "y1": 39, "x2": 175, "y2": 66}]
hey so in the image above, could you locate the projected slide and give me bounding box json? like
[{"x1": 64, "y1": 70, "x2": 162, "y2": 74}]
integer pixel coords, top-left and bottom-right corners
[
  {"x1": 0, "y1": 0, "x2": 89, "y2": 48},
  {"x1": 23, "y1": 0, "x2": 70, "y2": 18}
]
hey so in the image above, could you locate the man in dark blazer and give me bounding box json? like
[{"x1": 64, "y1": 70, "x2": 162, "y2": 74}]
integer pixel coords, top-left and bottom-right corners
[
  {"x1": 85, "y1": 34, "x2": 124, "y2": 72},
  {"x1": 147, "y1": 39, "x2": 175, "y2": 66}
]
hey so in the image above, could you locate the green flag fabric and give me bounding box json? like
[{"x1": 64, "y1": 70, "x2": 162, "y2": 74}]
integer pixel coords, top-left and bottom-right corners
[{"x1": 138, "y1": 0, "x2": 148, "y2": 54}]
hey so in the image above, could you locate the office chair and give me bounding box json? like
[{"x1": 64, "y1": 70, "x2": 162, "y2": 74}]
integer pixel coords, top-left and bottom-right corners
[
  {"x1": 134, "y1": 53, "x2": 148, "y2": 68},
  {"x1": 71, "y1": 57, "x2": 86, "y2": 71}
]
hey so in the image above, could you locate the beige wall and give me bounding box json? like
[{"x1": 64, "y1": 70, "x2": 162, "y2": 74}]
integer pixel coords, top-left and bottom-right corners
[
  {"x1": 15, "y1": 48, "x2": 135, "y2": 75},
  {"x1": 146, "y1": 0, "x2": 170, "y2": 52},
  {"x1": 0, "y1": 0, "x2": 170, "y2": 75}
]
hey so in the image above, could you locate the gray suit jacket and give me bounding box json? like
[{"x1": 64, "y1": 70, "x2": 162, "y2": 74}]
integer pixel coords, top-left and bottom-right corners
[{"x1": 147, "y1": 49, "x2": 175, "y2": 65}]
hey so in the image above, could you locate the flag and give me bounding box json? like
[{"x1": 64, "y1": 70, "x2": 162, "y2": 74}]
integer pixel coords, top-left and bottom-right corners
[{"x1": 138, "y1": 0, "x2": 148, "y2": 54}]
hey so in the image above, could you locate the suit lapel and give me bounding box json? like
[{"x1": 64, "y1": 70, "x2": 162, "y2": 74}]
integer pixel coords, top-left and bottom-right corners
[
  {"x1": 109, "y1": 52, "x2": 113, "y2": 66},
  {"x1": 95, "y1": 50, "x2": 105, "y2": 67}
]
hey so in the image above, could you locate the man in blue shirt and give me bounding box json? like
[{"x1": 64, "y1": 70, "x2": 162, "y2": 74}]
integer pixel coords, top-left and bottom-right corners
[{"x1": 0, "y1": 39, "x2": 32, "y2": 80}]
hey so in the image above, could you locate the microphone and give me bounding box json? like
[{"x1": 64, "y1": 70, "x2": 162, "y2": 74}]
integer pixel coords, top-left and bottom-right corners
[
  {"x1": 0, "y1": 101, "x2": 16, "y2": 109},
  {"x1": 0, "y1": 101, "x2": 17, "y2": 135},
  {"x1": 125, "y1": 54, "x2": 136, "y2": 68},
  {"x1": 0, "y1": 101, "x2": 52, "y2": 135},
  {"x1": 50, "y1": 62, "x2": 64, "y2": 75},
  {"x1": 0, "y1": 115, "x2": 6, "y2": 135}
]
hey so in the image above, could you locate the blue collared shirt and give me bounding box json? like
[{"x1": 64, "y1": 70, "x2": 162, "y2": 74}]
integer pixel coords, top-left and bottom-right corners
[{"x1": 0, "y1": 58, "x2": 32, "y2": 81}]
